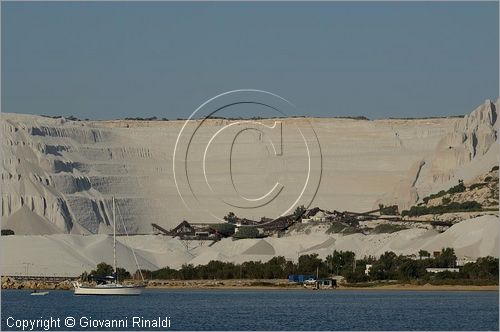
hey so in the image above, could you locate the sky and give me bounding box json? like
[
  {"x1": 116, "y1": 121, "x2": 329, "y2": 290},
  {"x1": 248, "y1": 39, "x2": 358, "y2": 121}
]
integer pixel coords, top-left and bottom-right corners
[{"x1": 2, "y1": 1, "x2": 499, "y2": 120}]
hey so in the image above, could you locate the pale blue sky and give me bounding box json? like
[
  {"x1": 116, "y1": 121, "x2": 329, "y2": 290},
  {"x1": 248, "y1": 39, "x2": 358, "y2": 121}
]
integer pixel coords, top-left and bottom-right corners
[{"x1": 2, "y1": 1, "x2": 498, "y2": 120}]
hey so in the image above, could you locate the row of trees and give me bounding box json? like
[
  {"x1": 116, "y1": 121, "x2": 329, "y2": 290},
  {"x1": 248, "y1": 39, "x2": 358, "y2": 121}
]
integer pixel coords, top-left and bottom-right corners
[
  {"x1": 420, "y1": 180, "x2": 466, "y2": 204},
  {"x1": 80, "y1": 262, "x2": 131, "y2": 282},
  {"x1": 401, "y1": 201, "x2": 482, "y2": 217},
  {"x1": 86, "y1": 248, "x2": 497, "y2": 284}
]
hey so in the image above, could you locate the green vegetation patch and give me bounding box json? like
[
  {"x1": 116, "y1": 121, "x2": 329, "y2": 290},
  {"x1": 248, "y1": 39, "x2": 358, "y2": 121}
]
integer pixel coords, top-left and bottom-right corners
[
  {"x1": 1, "y1": 229, "x2": 15, "y2": 235},
  {"x1": 341, "y1": 226, "x2": 362, "y2": 235},
  {"x1": 378, "y1": 204, "x2": 399, "y2": 215},
  {"x1": 91, "y1": 249, "x2": 498, "y2": 287},
  {"x1": 469, "y1": 182, "x2": 487, "y2": 190},
  {"x1": 233, "y1": 227, "x2": 260, "y2": 239},
  {"x1": 325, "y1": 222, "x2": 347, "y2": 234},
  {"x1": 402, "y1": 201, "x2": 482, "y2": 217},
  {"x1": 371, "y1": 224, "x2": 408, "y2": 234},
  {"x1": 211, "y1": 223, "x2": 236, "y2": 237},
  {"x1": 422, "y1": 180, "x2": 466, "y2": 204}
]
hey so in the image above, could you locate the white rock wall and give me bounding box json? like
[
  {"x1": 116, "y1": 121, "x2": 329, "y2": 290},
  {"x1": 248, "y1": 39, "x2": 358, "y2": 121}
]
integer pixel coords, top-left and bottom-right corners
[{"x1": 1, "y1": 100, "x2": 497, "y2": 234}]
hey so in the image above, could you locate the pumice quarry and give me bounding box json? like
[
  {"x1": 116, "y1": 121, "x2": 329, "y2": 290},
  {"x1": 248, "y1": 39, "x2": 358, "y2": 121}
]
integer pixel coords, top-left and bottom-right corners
[{"x1": 1, "y1": 99, "x2": 498, "y2": 277}]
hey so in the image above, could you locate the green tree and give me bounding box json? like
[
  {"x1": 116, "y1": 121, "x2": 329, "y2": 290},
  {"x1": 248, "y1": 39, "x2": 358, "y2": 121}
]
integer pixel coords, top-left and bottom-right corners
[
  {"x1": 116, "y1": 267, "x2": 131, "y2": 281},
  {"x1": 369, "y1": 251, "x2": 398, "y2": 280},
  {"x1": 434, "y1": 248, "x2": 457, "y2": 268},
  {"x1": 460, "y1": 257, "x2": 499, "y2": 280},
  {"x1": 448, "y1": 179, "x2": 466, "y2": 194},
  {"x1": 233, "y1": 227, "x2": 260, "y2": 239},
  {"x1": 298, "y1": 254, "x2": 323, "y2": 275},
  {"x1": 344, "y1": 257, "x2": 370, "y2": 283},
  {"x1": 326, "y1": 250, "x2": 355, "y2": 275},
  {"x1": 211, "y1": 223, "x2": 236, "y2": 237},
  {"x1": 418, "y1": 249, "x2": 431, "y2": 259},
  {"x1": 223, "y1": 212, "x2": 237, "y2": 224},
  {"x1": 397, "y1": 259, "x2": 426, "y2": 280},
  {"x1": 293, "y1": 205, "x2": 307, "y2": 221},
  {"x1": 378, "y1": 204, "x2": 399, "y2": 215},
  {"x1": 80, "y1": 271, "x2": 89, "y2": 281},
  {"x1": 91, "y1": 262, "x2": 113, "y2": 276},
  {"x1": 90, "y1": 262, "x2": 130, "y2": 281}
]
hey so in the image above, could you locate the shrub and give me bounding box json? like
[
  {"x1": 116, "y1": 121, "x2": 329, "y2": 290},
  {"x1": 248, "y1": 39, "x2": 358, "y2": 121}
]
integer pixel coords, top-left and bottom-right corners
[
  {"x1": 223, "y1": 212, "x2": 237, "y2": 224},
  {"x1": 371, "y1": 224, "x2": 407, "y2": 234},
  {"x1": 469, "y1": 183, "x2": 487, "y2": 190},
  {"x1": 211, "y1": 223, "x2": 236, "y2": 237},
  {"x1": 325, "y1": 222, "x2": 347, "y2": 234},
  {"x1": 401, "y1": 201, "x2": 482, "y2": 217},
  {"x1": 460, "y1": 256, "x2": 499, "y2": 280},
  {"x1": 397, "y1": 259, "x2": 427, "y2": 280},
  {"x1": 1, "y1": 229, "x2": 15, "y2": 235},
  {"x1": 433, "y1": 270, "x2": 459, "y2": 280},
  {"x1": 448, "y1": 180, "x2": 465, "y2": 194},
  {"x1": 345, "y1": 270, "x2": 369, "y2": 283},
  {"x1": 91, "y1": 262, "x2": 113, "y2": 276},
  {"x1": 378, "y1": 204, "x2": 399, "y2": 215},
  {"x1": 433, "y1": 248, "x2": 457, "y2": 268},
  {"x1": 342, "y1": 226, "x2": 361, "y2": 235},
  {"x1": 293, "y1": 205, "x2": 307, "y2": 220},
  {"x1": 233, "y1": 227, "x2": 260, "y2": 239},
  {"x1": 422, "y1": 190, "x2": 447, "y2": 204}
]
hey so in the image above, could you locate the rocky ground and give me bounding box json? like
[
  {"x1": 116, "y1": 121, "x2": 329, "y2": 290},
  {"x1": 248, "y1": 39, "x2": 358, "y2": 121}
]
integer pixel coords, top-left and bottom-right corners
[{"x1": 1, "y1": 276, "x2": 74, "y2": 290}]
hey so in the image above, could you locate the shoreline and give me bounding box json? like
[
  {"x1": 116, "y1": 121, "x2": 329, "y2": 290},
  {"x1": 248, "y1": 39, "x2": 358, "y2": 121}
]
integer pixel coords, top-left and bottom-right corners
[
  {"x1": 2, "y1": 277, "x2": 498, "y2": 292},
  {"x1": 339, "y1": 284, "x2": 499, "y2": 291},
  {"x1": 146, "y1": 285, "x2": 499, "y2": 292}
]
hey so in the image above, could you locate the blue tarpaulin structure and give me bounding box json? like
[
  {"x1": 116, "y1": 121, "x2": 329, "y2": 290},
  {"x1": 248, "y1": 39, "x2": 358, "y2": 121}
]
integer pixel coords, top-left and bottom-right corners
[{"x1": 288, "y1": 275, "x2": 315, "y2": 283}]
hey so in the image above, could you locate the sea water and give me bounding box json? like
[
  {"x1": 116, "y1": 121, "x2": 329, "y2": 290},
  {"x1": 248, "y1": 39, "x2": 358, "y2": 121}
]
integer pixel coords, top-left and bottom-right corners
[{"x1": 1, "y1": 289, "x2": 498, "y2": 330}]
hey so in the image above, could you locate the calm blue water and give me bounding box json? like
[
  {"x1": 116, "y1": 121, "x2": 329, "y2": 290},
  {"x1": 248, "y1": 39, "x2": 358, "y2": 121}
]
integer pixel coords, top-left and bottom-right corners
[{"x1": 1, "y1": 289, "x2": 498, "y2": 330}]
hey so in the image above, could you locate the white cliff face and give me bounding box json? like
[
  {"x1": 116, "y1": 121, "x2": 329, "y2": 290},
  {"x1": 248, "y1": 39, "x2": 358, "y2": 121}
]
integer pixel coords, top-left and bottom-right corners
[
  {"x1": 379, "y1": 100, "x2": 499, "y2": 209},
  {"x1": 1, "y1": 100, "x2": 498, "y2": 234},
  {"x1": 431, "y1": 100, "x2": 497, "y2": 181}
]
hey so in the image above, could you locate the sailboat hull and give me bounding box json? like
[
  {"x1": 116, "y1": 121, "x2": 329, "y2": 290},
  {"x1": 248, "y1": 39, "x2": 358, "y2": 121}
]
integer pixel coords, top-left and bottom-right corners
[{"x1": 73, "y1": 282, "x2": 144, "y2": 296}]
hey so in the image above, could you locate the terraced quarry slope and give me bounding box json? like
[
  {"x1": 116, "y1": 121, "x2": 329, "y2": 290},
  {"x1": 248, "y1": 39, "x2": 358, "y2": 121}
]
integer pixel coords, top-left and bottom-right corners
[{"x1": 1, "y1": 100, "x2": 498, "y2": 234}]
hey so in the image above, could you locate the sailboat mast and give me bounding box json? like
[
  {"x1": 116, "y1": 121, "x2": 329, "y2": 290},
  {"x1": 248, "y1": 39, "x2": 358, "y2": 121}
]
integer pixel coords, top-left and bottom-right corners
[{"x1": 113, "y1": 196, "x2": 117, "y2": 282}]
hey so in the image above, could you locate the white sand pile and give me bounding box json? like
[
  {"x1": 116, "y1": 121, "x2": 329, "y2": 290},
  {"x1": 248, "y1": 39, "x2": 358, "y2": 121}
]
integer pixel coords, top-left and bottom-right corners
[
  {"x1": 117, "y1": 235, "x2": 196, "y2": 269},
  {"x1": 1, "y1": 215, "x2": 497, "y2": 276},
  {"x1": 1, "y1": 206, "x2": 62, "y2": 235},
  {"x1": 1, "y1": 234, "x2": 158, "y2": 276},
  {"x1": 187, "y1": 250, "x2": 229, "y2": 267},
  {"x1": 242, "y1": 240, "x2": 276, "y2": 255},
  {"x1": 421, "y1": 215, "x2": 499, "y2": 258}
]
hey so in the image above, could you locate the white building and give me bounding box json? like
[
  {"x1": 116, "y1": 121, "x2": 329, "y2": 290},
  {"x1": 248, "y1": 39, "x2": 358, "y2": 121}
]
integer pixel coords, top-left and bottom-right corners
[
  {"x1": 426, "y1": 268, "x2": 459, "y2": 273},
  {"x1": 311, "y1": 211, "x2": 326, "y2": 222},
  {"x1": 456, "y1": 257, "x2": 477, "y2": 267},
  {"x1": 365, "y1": 264, "x2": 373, "y2": 275}
]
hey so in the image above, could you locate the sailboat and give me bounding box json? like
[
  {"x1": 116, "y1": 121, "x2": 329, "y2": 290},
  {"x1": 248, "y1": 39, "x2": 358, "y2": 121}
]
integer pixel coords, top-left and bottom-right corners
[{"x1": 72, "y1": 197, "x2": 145, "y2": 296}]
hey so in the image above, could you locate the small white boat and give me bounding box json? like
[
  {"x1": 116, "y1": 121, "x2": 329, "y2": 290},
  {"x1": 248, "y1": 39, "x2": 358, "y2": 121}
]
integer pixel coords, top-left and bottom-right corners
[
  {"x1": 30, "y1": 291, "x2": 49, "y2": 296},
  {"x1": 73, "y1": 197, "x2": 145, "y2": 296}
]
